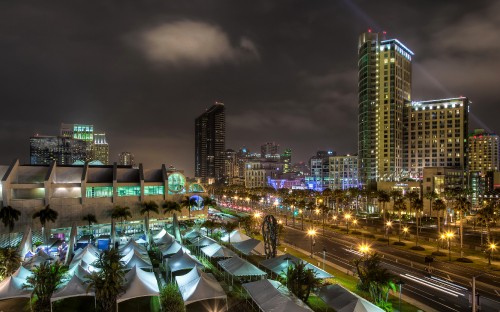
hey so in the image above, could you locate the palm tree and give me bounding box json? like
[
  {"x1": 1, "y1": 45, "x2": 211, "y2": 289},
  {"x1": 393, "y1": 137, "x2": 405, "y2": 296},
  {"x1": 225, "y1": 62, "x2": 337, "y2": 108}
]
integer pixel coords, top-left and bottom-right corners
[
  {"x1": 202, "y1": 196, "x2": 217, "y2": 212},
  {"x1": 0, "y1": 247, "x2": 21, "y2": 279},
  {"x1": 393, "y1": 198, "x2": 407, "y2": 242},
  {"x1": 332, "y1": 189, "x2": 345, "y2": 214},
  {"x1": 389, "y1": 190, "x2": 403, "y2": 218},
  {"x1": 32, "y1": 205, "x2": 58, "y2": 249},
  {"x1": 180, "y1": 196, "x2": 198, "y2": 219},
  {"x1": 318, "y1": 203, "x2": 329, "y2": 235},
  {"x1": 413, "y1": 198, "x2": 423, "y2": 247},
  {"x1": 24, "y1": 261, "x2": 67, "y2": 312},
  {"x1": 222, "y1": 221, "x2": 238, "y2": 245},
  {"x1": 160, "y1": 283, "x2": 185, "y2": 312},
  {"x1": 283, "y1": 261, "x2": 320, "y2": 302},
  {"x1": 140, "y1": 201, "x2": 159, "y2": 241},
  {"x1": 454, "y1": 196, "x2": 471, "y2": 258},
  {"x1": 0, "y1": 206, "x2": 21, "y2": 247},
  {"x1": 377, "y1": 191, "x2": 390, "y2": 231},
  {"x1": 406, "y1": 191, "x2": 420, "y2": 223},
  {"x1": 424, "y1": 191, "x2": 438, "y2": 219},
  {"x1": 87, "y1": 248, "x2": 125, "y2": 312},
  {"x1": 110, "y1": 206, "x2": 132, "y2": 236},
  {"x1": 162, "y1": 200, "x2": 182, "y2": 217},
  {"x1": 82, "y1": 213, "x2": 97, "y2": 236},
  {"x1": 433, "y1": 199, "x2": 446, "y2": 239}
]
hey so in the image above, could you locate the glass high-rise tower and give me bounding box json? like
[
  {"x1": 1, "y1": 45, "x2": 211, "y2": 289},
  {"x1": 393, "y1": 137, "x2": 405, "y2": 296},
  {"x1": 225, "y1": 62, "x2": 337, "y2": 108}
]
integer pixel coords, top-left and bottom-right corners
[
  {"x1": 195, "y1": 102, "x2": 226, "y2": 183},
  {"x1": 358, "y1": 31, "x2": 413, "y2": 186}
]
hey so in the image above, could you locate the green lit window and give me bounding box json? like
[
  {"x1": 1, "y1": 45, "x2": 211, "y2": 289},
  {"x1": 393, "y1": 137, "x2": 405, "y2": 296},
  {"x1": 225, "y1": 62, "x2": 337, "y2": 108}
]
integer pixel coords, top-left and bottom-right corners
[
  {"x1": 86, "y1": 186, "x2": 113, "y2": 198},
  {"x1": 117, "y1": 186, "x2": 141, "y2": 197},
  {"x1": 144, "y1": 186, "x2": 164, "y2": 196}
]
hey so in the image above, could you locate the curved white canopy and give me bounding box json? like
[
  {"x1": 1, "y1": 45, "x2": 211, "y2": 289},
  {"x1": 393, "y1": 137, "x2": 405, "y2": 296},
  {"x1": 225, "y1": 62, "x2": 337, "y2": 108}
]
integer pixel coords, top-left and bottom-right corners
[
  {"x1": 0, "y1": 276, "x2": 32, "y2": 300},
  {"x1": 51, "y1": 274, "x2": 95, "y2": 302},
  {"x1": 117, "y1": 266, "x2": 159, "y2": 303},
  {"x1": 175, "y1": 267, "x2": 226, "y2": 305}
]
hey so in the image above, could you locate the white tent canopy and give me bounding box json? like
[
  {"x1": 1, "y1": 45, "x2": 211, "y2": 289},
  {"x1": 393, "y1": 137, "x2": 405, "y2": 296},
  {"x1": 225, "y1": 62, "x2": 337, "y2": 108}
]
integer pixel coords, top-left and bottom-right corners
[
  {"x1": 120, "y1": 239, "x2": 147, "y2": 255},
  {"x1": 167, "y1": 250, "x2": 202, "y2": 274},
  {"x1": 51, "y1": 274, "x2": 95, "y2": 302},
  {"x1": 12, "y1": 266, "x2": 33, "y2": 280},
  {"x1": 0, "y1": 276, "x2": 32, "y2": 300},
  {"x1": 260, "y1": 254, "x2": 333, "y2": 279},
  {"x1": 318, "y1": 284, "x2": 384, "y2": 312},
  {"x1": 117, "y1": 266, "x2": 159, "y2": 303},
  {"x1": 68, "y1": 264, "x2": 92, "y2": 281},
  {"x1": 159, "y1": 241, "x2": 190, "y2": 258},
  {"x1": 183, "y1": 229, "x2": 202, "y2": 240},
  {"x1": 121, "y1": 249, "x2": 151, "y2": 264},
  {"x1": 232, "y1": 239, "x2": 266, "y2": 256},
  {"x1": 242, "y1": 279, "x2": 311, "y2": 312},
  {"x1": 190, "y1": 236, "x2": 217, "y2": 248},
  {"x1": 70, "y1": 245, "x2": 100, "y2": 267},
  {"x1": 17, "y1": 226, "x2": 32, "y2": 261},
  {"x1": 156, "y1": 232, "x2": 175, "y2": 246},
  {"x1": 218, "y1": 257, "x2": 266, "y2": 278},
  {"x1": 201, "y1": 243, "x2": 237, "y2": 259},
  {"x1": 221, "y1": 230, "x2": 250, "y2": 243},
  {"x1": 175, "y1": 267, "x2": 227, "y2": 305},
  {"x1": 123, "y1": 252, "x2": 153, "y2": 271}
]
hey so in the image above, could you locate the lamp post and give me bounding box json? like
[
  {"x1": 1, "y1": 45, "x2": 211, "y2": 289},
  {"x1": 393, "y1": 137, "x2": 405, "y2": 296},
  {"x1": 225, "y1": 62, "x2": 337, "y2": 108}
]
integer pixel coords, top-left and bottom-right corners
[
  {"x1": 358, "y1": 243, "x2": 370, "y2": 255},
  {"x1": 307, "y1": 228, "x2": 317, "y2": 257},
  {"x1": 291, "y1": 205, "x2": 295, "y2": 227},
  {"x1": 352, "y1": 219, "x2": 358, "y2": 230},
  {"x1": 344, "y1": 213, "x2": 351, "y2": 234},
  {"x1": 396, "y1": 279, "x2": 405, "y2": 312},
  {"x1": 332, "y1": 215, "x2": 338, "y2": 226},
  {"x1": 445, "y1": 231, "x2": 454, "y2": 262},
  {"x1": 487, "y1": 242, "x2": 497, "y2": 265},
  {"x1": 283, "y1": 255, "x2": 292, "y2": 288},
  {"x1": 299, "y1": 209, "x2": 304, "y2": 230},
  {"x1": 401, "y1": 226, "x2": 409, "y2": 242},
  {"x1": 386, "y1": 221, "x2": 392, "y2": 246}
]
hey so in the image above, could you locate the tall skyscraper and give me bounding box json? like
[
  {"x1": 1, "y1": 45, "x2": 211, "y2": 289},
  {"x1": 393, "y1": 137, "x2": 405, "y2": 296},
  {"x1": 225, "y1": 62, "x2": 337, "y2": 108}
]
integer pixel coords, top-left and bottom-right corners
[
  {"x1": 281, "y1": 148, "x2": 292, "y2": 173},
  {"x1": 261, "y1": 142, "x2": 279, "y2": 159},
  {"x1": 469, "y1": 128, "x2": 499, "y2": 174},
  {"x1": 92, "y1": 133, "x2": 109, "y2": 165},
  {"x1": 30, "y1": 135, "x2": 88, "y2": 165},
  {"x1": 119, "y1": 152, "x2": 135, "y2": 166},
  {"x1": 60, "y1": 123, "x2": 94, "y2": 141},
  {"x1": 358, "y1": 31, "x2": 413, "y2": 186},
  {"x1": 195, "y1": 102, "x2": 226, "y2": 183}
]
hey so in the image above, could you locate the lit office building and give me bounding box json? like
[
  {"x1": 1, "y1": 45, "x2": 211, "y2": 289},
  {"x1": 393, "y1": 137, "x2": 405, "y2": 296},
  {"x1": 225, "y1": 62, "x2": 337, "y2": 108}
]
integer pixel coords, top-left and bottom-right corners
[
  {"x1": 119, "y1": 152, "x2": 135, "y2": 166},
  {"x1": 405, "y1": 97, "x2": 469, "y2": 178},
  {"x1": 281, "y1": 148, "x2": 292, "y2": 173},
  {"x1": 60, "y1": 123, "x2": 94, "y2": 141},
  {"x1": 468, "y1": 129, "x2": 499, "y2": 173},
  {"x1": 329, "y1": 154, "x2": 360, "y2": 190},
  {"x1": 357, "y1": 31, "x2": 413, "y2": 186},
  {"x1": 92, "y1": 133, "x2": 109, "y2": 165},
  {"x1": 195, "y1": 102, "x2": 226, "y2": 183},
  {"x1": 261, "y1": 142, "x2": 280, "y2": 160},
  {"x1": 30, "y1": 135, "x2": 89, "y2": 165}
]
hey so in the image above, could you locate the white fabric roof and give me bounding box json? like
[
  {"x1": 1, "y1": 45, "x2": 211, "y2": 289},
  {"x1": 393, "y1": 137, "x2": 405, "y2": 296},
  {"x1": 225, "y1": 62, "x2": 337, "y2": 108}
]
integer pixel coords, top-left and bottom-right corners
[
  {"x1": 190, "y1": 236, "x2": 217, "y2": 247},
  {"x1": 155, "y1": 232, "x2": 175, "y2": 246},
  {"x1": 68, "y1": 264, "x2": 92, "y2": 281},
  {"x1": 183, "y1": 229, "x2": 202, "y2": 240},
  {"x1": 153, "y1": 229, "x2": 167, "y2": 240},
  {"x1": 201, "y1": 243, "x2": 237, "y2": 259},
  {"x1": 123, "y1": 253, "x2": 153, "y2": 270},
  {"x1": 12, "y1": 266, "x2": 33, "y2": 280},
  {"x1": 70, "y1": 245, "x2": 100, "y2": 267},
  {"x1": 51, "y1": 274, "x2": 95, "y2": 302},
  {"x1": 232, "y1": 239, "x2": 266, "y2": 256},
  {"x1": 242, "y1": 279, "x2": 311, "y2": 312},
  {"x1": 17, "y1": 226, "x2": 32, "y2": 261},
  {"x1": 259, "y1": 254, "x2": 333, "y2": 279},
  {"x1": 120, "y1": 239, "x2": 147, "y2": 256},
  {"x1": 74, "y1": 244, "x2": 100, "y2": 257},
  {"x1": 117, "y1": 266, "x2": 159, "y2": 303},
  {"x1": 167, "y1": 250, "x2": 203, "y2": 273},
  {"x1": 175, "y1": 267, "x2": 226, "y2": 305},
  {"x1": 159, "y1": 241, "x2": 190, "y2": 258},
  {"x1": 0, "y1": 276, "x2": 32, "y2": 300},
  {"x1": 217, "y1": 257, "x2": 266, "y2": 277},
  {"x1": 221, "y1": 230, "x2": 251, "y2": 243},
  {"x1": 318, "y1": 285, "x2": 384, "y2": 312},
  {"x1": 121, "y1": 249, "x2": 151, "y2": 265}
]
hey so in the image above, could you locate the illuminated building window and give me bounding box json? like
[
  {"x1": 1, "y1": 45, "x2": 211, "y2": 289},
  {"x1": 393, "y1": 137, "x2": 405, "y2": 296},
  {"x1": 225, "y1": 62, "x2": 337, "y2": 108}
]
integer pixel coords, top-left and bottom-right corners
[
  {"x1": 117, "y1": 186, "x2": 140, "y2": 197},
  {"x1": 144, "y1": 186, "x2": 164, "y2": 196},
  {"x1": 86, "y1": 186, "x2": 113, "y2": 198}
]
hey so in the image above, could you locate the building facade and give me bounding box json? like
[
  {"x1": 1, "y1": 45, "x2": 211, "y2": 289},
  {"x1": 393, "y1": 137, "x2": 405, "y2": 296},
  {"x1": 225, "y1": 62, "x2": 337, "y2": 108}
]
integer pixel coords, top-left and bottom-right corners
[
  {"x1": 358, "y1": 31, "x2": 413, "y2": 186},
  {"x1": 406, "y1": 97, "x2": 469, "y2": 179},
  {"x1": 195, "y1": 103, "x2": 226, "y2": 183},
  {"x1": 0, "y1": 161, "x2": 206, "y2": 234},
  {"x1": 30, "y1": 135, "x2": 89, "y2": 165},
  {"x1": 329, "y1": 155, "x2": 359, "y2": 190},
  {"x1": 261, "y1": 142, "x2": 279, "y2": 160},
  {"x1": 244, "y1": 161, "x2": 283, "y2": 188},
  {"x1": 92, "y1": 133, "x2": 109, "y2": 165},
  {"x1": 119, "y1": 152, "x2": 135, "y2": 166},
  {"x1": 468, "y1": 129, "x2": 499, "y2": 174},
  {"x1": 281, "y1": 148, "x2": 292, "y2": 173}
]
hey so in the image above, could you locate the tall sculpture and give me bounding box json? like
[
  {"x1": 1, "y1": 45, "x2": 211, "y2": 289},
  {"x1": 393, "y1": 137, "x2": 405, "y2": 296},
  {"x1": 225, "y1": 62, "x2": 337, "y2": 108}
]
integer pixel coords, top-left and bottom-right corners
[{"x1": 261, "y1": 214, "x2": 278, "y2": 259}]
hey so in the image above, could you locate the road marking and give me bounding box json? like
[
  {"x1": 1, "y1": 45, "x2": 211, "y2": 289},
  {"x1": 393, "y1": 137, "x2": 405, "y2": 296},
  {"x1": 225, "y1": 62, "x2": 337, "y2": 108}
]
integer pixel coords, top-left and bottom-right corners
[{"x1": 400, "y1": 274, "x2": 464, "y2": 297}]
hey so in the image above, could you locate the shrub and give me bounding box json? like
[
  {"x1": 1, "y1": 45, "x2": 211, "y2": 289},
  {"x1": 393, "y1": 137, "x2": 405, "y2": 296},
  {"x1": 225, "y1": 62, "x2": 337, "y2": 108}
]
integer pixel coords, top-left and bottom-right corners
[{"x1": 160, "y1": 283, "x2": 185, "y2": 312}]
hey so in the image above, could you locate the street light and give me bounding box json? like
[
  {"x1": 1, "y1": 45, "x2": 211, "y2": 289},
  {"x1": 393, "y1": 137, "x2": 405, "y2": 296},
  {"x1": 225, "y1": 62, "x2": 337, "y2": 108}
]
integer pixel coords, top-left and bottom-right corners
[
  {"x1": 332, "y1": 215, "x2": 338, "y2": 226},
  {"x1": 386, "y1": 221, "x2": 392, "y2": 246},
  {"x1": 396, "y1": 279, "x2": 405, "y2": 312},
  {"x1": 344, "y1": 213, "x2": 352, "y2": 234},
  {"x1": 307, "y1": 228, "x2": 317, "y2": 257},
  {"x1": 299, "y1": 209, "x2": 304, "y2": 230},
  {"x1": 487, "y1": 242, "x2": 497, "y2": 265},
  {"x1": 401, "y1": 226, "x2": 409, "y2": 242},
  {"x1": 445, "y1": 231, "x2": 454, "y2": 262},
  {"x1": 359, "y1": 243, "x2": 371, "y2": 255},
  {"x1": 352, "y1": 219, "x2": 358, "y2": 229}
]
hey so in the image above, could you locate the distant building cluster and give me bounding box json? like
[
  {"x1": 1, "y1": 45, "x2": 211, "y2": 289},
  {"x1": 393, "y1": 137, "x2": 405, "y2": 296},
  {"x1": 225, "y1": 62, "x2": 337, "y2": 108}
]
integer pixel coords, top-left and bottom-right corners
[
  {"x1": 30, "y1": 123, "x2": 109, "y2": 165},
  {"x1": 193, "y1": 31, "x2": 500, "y2": 211}
]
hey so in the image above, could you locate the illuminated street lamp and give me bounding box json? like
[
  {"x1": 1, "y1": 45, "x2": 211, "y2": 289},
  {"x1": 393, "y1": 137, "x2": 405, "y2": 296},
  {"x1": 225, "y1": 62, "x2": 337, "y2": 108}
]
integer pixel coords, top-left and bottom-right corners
[
  {"x1": 332, "y1": 215, "x2": 338, "y2": 226},
  {"x1": 344, "y1": 213, "x2": 352, "y2": 234},
  {"x1": 386, "y1": 221, "x2": 392, "y2": 246},
  {"x1": 359, "y1": 243, "x2": 371, "y2": 255},
  {"x1": 307, "y1": 228, "x2": 317, "y2": 257},
  {"x1": 487, "y1": 242, "x2": 497, "y2": 265},
  {"x1": 439, "y1": 233, "x2": 446, "y2": 252},
  {"x1": 445, "y1": 231, "x2": 454, "y2": 262},
  {"x1": 352, "y1": 219, "x2": 358, "y2": 229},
  {"x1": 400, "y1": 226, "x2": 409, "y2": 242}
]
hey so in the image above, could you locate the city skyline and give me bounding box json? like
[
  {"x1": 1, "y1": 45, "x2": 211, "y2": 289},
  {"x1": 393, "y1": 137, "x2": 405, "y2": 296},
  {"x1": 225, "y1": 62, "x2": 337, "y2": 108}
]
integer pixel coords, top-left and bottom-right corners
[{"x1": 1, "y1": 1, "x2": 499, "y2": 176}]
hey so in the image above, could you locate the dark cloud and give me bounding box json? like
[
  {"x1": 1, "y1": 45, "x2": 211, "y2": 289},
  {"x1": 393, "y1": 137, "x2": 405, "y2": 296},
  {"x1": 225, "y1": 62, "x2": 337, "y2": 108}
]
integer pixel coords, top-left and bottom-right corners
[{"x1": 0, "y1": 0, "x2": 498, "y2": 175}]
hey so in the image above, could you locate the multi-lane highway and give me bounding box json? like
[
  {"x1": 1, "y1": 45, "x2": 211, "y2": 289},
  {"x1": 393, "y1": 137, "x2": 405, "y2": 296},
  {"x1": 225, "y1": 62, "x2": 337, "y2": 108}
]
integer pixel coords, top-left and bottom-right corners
[{"x1": 283, "y1": 223, "x2": 500, "y2": 312}]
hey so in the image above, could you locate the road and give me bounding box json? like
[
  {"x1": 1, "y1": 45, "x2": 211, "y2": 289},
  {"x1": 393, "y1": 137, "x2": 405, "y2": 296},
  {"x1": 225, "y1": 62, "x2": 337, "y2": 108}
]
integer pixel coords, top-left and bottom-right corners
[{"x1": 283, "y1": 222, "x2": 500, "y2": 312}]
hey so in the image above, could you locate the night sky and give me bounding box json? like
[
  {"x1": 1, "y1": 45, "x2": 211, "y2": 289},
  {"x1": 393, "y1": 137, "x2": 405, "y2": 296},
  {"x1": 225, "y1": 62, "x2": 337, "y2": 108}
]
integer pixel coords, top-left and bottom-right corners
[{"x1": 1, "y1": 1, "x2": 499, "y2": 176}]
